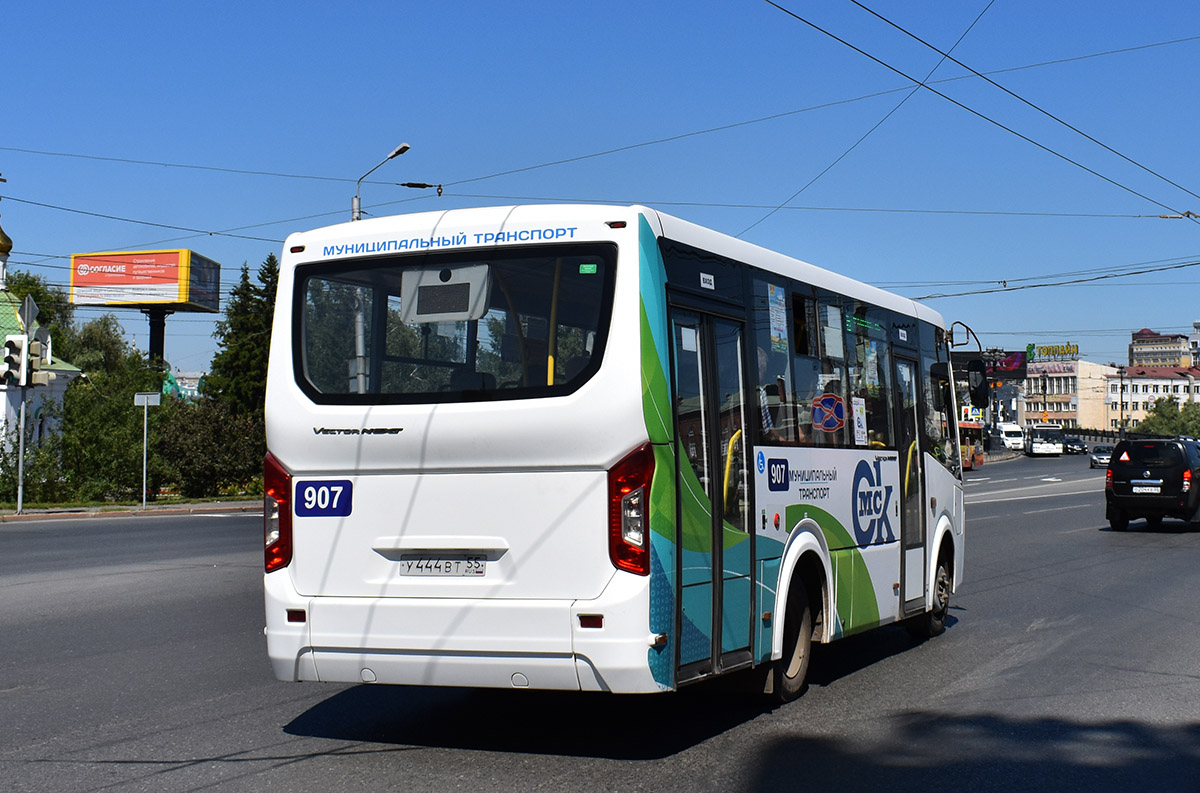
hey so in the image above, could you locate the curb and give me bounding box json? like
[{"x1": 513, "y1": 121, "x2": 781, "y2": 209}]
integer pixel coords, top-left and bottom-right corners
[{"x1": 0, "y1": 501, "x2": 262, "y2": 522}]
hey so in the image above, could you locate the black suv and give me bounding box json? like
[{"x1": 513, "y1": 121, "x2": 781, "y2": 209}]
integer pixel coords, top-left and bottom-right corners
[{"x1": 1105, "y1": 438, "x2": 1200, "y2": 530}]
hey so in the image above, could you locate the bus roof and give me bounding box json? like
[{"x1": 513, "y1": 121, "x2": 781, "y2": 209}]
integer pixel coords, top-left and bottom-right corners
[
  {"x1": 641, "y1": 206, "x2": 945, "y2": 329},
  {"x1": 283, "y1": 203, "x2": 945, "y2": 328}
]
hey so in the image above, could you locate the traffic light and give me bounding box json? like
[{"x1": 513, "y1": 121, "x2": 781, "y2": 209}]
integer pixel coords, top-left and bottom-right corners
[
  {"x1": 3, "y1": 334, "x2": 27, "y2": 387},
  {"x1": 27, "y1": 340, "x2": 54, "y2": 387}
]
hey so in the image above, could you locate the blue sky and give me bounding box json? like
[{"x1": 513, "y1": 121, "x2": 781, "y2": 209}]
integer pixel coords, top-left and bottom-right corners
[{"x1": 4, "y1": 1, "x2": 1199, "y2": 371}]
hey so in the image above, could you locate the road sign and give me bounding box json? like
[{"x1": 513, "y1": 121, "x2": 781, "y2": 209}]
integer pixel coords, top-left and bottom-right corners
[
  {"x1": 135, "y1": 392, "x2": 161, "y2": 508},
  {"x1": 19, "y1": 295, "x2": 38, "y2": 335}
]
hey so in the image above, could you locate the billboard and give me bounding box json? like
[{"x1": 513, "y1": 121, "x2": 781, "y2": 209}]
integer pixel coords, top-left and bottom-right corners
[
  {"x1": 69, "y1": 250, "x2": 220, "y2": 313},
  {"x1": 951, "y1": 350, "x2": 1028, "y2": 382},
  {"x1": 987, "y1": 350, "x2": 1028, "y2": 380}
]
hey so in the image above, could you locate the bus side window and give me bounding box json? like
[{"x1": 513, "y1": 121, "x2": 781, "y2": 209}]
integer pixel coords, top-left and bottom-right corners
[
  {"x1": 920, "y1": 325, "x2": 961, "y2": 475},
  {"x1": 752, "y1": 279, "x2": 798, "y2": 445},
  {"x1": 843, "y1": 301, "x2": 893, "y2": 449},
  {"x1": 791, "y1": 355, "x2": 821, "y2": 446},
  {"x1": 814, "y1": 294, "x2": 848, "y2": 447}
]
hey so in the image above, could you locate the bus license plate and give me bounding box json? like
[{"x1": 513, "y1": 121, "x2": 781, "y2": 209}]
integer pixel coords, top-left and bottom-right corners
[
  {"x1": 1132, "y1": 486, "x2": 1160, "y2": 494},
  {"x1": 398, "y1": 555, "x2": 486, "y2": 577}
]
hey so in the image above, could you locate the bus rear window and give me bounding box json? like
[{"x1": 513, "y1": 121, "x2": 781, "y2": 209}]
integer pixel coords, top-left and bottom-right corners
[{"x1": 295, "y1": 244, "x2": 616, "y2": 403}]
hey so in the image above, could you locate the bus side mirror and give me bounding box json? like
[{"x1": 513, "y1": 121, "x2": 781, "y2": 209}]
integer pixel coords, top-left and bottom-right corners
[{"x1": 967, "y1": 359, "x2": 989, "y2": 409}]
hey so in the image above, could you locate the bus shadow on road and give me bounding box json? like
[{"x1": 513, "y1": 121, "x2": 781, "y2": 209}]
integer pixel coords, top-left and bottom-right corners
[
  {"x1": 284, "y1": 681, "x2": 773, "y2": 759},
  {"x1": 283, "y1": 619, "x2": 955, "y2": 759},
  {"x1": 804, "y1": 617, "x2": 959, "y2": 689}
]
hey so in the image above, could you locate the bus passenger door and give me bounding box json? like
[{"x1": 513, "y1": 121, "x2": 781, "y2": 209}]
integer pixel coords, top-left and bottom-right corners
[
  {"x1": 671, "y1": 309, "x2": 753, "y2": 679},
  {"x1": 894, "y1": 357, "x2": 926, "y2": 613}
]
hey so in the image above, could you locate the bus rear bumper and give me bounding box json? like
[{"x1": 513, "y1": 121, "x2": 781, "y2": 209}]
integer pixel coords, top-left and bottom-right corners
[{"x1": 264, "y1": 569, "x2": 666, "y2": 693}]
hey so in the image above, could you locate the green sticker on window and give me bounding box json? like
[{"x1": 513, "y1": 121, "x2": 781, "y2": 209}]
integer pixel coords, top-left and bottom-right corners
[{"x1": 579, "y1": 264, "x2": 598, "y2": 275}]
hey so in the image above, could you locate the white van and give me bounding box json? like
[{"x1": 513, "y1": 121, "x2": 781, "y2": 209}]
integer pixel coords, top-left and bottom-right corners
[{"x1": 998, "y1": 423, "x2": 1024, "y2": 451}]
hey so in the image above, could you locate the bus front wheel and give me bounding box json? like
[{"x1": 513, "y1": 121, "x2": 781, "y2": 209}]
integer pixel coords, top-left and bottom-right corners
[
  {"x1": 907, "y1": 558, "x2": 951, "y2": 639},
  {"x1": 772, "y1": 581, "x2": 812, "y2": 703}
]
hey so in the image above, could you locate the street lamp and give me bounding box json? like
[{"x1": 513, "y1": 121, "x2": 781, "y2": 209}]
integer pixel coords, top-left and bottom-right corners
[
  {"x1": 352, "y1": 143, "x2": 410, "y2": 221},
  {"x1": 1041, "y1": 372, "x2": 1049, "y2": 422}
]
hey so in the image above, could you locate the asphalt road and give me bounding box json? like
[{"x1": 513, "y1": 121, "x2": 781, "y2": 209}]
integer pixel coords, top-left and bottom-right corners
[{"x1": 1, "y1": 456, "x2": 1198, "y2": 792}]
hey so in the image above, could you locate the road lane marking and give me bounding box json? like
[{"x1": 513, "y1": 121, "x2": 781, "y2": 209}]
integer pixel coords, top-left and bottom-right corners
[
  {"x1": 1023, "y1": 505, "x2": 1081, "y2": 515},
  {"x1": 967, "y1": 487, "x2": 1101, "y2": 505}
]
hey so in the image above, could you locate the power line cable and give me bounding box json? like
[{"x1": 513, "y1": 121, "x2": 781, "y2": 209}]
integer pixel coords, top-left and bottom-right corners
[
  {"x1": 912, "y1": 257, "x2": 1200, "y2": 299},
  {"x1": 848, "y1": 0, "x2": 1200, "y2": 204},
  {"x1": 4, "y1": 35, "x2": 1195, "y2": 255},
  {"x1": 5, "y1": 36, "x2": 1193, "y2": 197},
  {"x1": 878, "y1": 253, "x2": 1200, "y2": 288},
  {"x1": 739, "y1": 0, "x2": 995, "y2": 236},
  {"x1": 440, "y1": 192, "x2": 1157, "y2": 218},
  {"x1": 0, "y1": 195, "x2": 283, "y2": 243},
  {"x1": 762, "y1": 0, "x2": 1200, "y2": 225}
]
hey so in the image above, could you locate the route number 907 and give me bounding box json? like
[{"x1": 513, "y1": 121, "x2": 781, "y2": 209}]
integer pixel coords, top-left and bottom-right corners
[{"x1": 295, "y1": 480, "x2": 353, "y2": 517}]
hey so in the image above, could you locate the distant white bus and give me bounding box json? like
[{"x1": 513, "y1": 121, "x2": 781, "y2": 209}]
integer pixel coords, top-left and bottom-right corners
[
  {"x1": 1025, "y1": 423, "x2": 1064, "y2": 456},
  {"x1": 263, "y1": 204, "x2": 986, "y2": 700}
]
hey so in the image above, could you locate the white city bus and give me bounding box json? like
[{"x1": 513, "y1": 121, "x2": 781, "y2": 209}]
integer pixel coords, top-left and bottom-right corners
[
  {"x1": 1024, "y1": 422, "x2": 1064, "y2": 456},
  {"x1": 263, "y1": 204, "x2": 986, "y2": 701}
]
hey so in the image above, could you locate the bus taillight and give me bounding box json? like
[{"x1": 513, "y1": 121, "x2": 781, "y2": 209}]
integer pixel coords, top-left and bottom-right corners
[
  {"x1": 264, "y1": 452, "x2": 294, "y2": 573},
  {"x1": 608, "y1": 443, "x2": 655, "y2": 576}
]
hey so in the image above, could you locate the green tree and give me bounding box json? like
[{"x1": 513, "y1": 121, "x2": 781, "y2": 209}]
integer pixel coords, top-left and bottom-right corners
[
  {"x1": 58, "y1": 318, "x2": 165, "y2": 501},
  {"x1": 157, "y1": 399, "x2": 262, "y2": 498},
  {"x1": 1137, "y1": 396, "x2": 1200, "y2": 438},
  {"x1": 65, "y1": 314, "x2": 132, "y2": 373},
  {"x1": 203, "y1": 253, "x2": 278, "y2": 416},
  {"x1": 5, "y1": 270, "x2": 74, "y2": 336}
]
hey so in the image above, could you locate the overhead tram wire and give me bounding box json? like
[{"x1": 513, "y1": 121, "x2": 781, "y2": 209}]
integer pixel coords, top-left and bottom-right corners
[
  {"x1": 848, "y1": 0, "x2": 1200, "y2": 205},
  {"x1": 0, "y1": 191, "x2": 1164, "y2": 278},
  {"x1": 4, "y1": 35, "x2": 1195, "y2": 200},
  {"x1": 2, "y1": 34, "x2": 1195, "y2": 256},
  {"x1": 876, "y1": 252, "x2": 1200, "y2": 289},
  {"x1": 911, "y1": 257, "x2": 1200, "y2": 300},
  {"x1": 762, "y1": 0, "x2": 1200, "y2": 226},
  {"x1": 0, "y1": 195, "x2": 283, "y2": 243},
  {"x1": 440, "y1": 193, "x2": 1156, "y2": 218},
  {"x1": 738, "y1": 0, "x2": 995, "y2": 237},
  {"x1": 7, "y1": 21, "x2": 1198, "y2": 271}
]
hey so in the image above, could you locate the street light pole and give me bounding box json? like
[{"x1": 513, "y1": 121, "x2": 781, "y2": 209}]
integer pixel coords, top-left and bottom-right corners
[{"x1": 352, "y1": 143, "x2": 410, "y2": 221}]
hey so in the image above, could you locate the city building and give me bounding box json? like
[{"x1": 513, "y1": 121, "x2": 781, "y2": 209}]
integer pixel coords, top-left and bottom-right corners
[
  {"x1": 1129, "y1": 328, "x2": 1190, "y2": 367},
  {"x1": 1104, "y1": 365, "x2": 1200, "y2": 432},
  {"x1": 1024, "y1": 358, "x2": 1115, "y2": 429},
  {"x1": 1188, "y1": 320, "x2": 1200, "y2": 367}
]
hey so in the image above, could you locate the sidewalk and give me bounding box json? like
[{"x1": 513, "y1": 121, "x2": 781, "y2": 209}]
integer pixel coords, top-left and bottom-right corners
[{"x1": 0, "y1": 499, "x2": 262, "y2": 522}]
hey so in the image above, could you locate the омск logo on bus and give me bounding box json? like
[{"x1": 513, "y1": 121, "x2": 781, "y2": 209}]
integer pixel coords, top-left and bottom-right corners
[{"x1": 852, "y1": 459, "x2": 895, "y2": 545}]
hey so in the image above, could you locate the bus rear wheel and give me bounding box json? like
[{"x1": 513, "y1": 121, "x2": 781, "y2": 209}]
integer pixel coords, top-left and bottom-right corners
[{"x1": 772, "y1": 581, "x2": 812, "y2": 703}]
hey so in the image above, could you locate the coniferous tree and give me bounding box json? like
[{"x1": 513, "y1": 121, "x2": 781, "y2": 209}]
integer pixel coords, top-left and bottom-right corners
[{"x1": 203, "y1": 253, "x2": 278, "y2": 416}]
